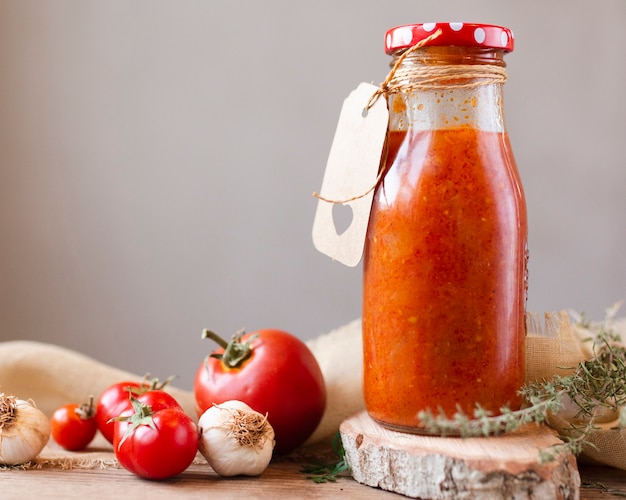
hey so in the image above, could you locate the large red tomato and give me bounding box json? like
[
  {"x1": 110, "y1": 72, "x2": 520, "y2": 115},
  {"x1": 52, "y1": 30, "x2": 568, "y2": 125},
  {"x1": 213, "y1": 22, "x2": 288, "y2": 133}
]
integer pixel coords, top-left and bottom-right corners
[{"x1": 194, "y1": 329, "x2": 326, "y2": 456}]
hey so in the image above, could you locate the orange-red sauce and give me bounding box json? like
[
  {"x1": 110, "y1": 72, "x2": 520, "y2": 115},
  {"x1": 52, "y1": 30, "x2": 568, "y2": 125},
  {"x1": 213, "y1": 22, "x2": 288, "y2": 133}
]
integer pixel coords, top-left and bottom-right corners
[{"x1": 362, "y1": 127, "x2": 527, "y2": 431}]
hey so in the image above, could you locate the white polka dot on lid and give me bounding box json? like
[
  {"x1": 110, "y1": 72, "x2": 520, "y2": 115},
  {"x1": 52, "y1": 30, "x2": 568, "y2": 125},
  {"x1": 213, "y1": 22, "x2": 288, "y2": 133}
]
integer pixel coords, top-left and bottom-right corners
[
  {"x1": 474, "y1": 27, "x2": 486, "y2": 44},
  {"x1": 400, "y1": 27, "x2": 413, "y2": 45},
  {"x1": 449, "y1": 22, "x2": 463, "y2": 31},
  {"x1": 422, "y1": 22, "x2": 436, "y2": 32},
  {"x1": 500, "y1": 31, "x2": 508, "y2": 47},
  {"x1": 390, "y1": 27, "x2": 413, "y2": 49}
]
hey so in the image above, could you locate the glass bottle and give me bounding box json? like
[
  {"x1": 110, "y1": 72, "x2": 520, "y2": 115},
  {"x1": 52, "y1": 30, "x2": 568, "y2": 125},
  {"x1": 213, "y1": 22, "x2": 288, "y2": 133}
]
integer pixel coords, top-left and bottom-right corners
[{"x1": 362, "y1": 23, "x2": 528, "y2": 433}]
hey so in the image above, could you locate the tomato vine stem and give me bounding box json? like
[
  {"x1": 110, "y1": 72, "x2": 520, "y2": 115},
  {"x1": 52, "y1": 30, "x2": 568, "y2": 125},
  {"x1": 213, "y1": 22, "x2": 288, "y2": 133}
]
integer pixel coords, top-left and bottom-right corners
[{"x1": 202, "y1": 329, "x2": 259, "y2": 369}]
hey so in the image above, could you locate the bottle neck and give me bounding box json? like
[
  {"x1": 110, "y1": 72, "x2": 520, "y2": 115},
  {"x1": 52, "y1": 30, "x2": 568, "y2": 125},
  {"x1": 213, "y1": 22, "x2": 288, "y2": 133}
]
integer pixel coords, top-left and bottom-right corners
[{"x1": 385, "y1": 47, "x2": 508, "y2": 133}]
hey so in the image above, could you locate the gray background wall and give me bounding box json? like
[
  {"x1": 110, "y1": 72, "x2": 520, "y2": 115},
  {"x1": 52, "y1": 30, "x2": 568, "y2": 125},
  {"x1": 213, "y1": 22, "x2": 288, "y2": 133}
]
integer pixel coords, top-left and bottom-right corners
[{"x1": 1, "y1": 0, "x2": 624, "y2": 390}]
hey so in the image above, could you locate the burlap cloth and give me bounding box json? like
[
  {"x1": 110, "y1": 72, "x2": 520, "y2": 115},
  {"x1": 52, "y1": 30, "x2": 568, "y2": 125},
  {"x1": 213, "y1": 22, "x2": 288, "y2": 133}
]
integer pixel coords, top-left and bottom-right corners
[{"x1": 1, "y1": 308, "x2": 625, "y2": 471}]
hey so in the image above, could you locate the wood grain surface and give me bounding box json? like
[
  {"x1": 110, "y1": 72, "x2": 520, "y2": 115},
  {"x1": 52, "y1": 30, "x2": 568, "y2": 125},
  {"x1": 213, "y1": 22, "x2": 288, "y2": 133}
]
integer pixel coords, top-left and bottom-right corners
[{"x1": 0, "y1": 434, "x2": 624, "y2": 499}]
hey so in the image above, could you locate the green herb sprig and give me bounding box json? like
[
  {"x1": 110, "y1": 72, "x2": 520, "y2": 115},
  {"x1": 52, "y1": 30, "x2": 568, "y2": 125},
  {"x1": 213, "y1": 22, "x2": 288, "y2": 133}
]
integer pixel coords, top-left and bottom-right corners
[
  {"x1": 300, "y1": 432, "x2": 350, "y2": 483},
  {"x1": 418, "y1": 306, "x2": 626, "y2": 460}
]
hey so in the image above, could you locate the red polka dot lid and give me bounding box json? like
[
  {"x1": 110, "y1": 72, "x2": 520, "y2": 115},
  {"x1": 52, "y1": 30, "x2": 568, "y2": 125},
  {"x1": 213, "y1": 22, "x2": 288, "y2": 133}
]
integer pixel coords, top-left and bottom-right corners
[{"x1": 384, "y1": 23, "x2": 514, "y2": 54}]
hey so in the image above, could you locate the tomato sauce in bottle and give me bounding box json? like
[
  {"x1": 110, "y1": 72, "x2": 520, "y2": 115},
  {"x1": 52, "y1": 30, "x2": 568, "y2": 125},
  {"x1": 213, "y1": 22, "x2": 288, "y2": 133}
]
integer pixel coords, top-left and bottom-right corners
[{"x1": 362, "y1": 23, "x2": 528, "y2": 432}]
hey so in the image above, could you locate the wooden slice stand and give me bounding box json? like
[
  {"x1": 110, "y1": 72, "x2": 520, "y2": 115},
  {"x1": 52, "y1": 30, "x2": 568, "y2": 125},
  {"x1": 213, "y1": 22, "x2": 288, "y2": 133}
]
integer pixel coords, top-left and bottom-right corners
[{"x1": 340, "y1": 411, "x2": 581, "y2": 499}]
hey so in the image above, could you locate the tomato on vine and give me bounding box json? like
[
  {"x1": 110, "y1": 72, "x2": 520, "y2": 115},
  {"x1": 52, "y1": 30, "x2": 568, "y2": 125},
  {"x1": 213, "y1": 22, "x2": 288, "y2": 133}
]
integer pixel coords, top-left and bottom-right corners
[
  {"x1": 194, "y1": 328, "x2": 326, "y2": 456},
  {"x1": 50, "y1": 397, "x2": 98, "y2": 451},
  {"x1": 96, "y1": 376, "x2": 177, "y2": 444},
  {"x1": 113, "y1": 397, "x2": 198, "y2": 480}
]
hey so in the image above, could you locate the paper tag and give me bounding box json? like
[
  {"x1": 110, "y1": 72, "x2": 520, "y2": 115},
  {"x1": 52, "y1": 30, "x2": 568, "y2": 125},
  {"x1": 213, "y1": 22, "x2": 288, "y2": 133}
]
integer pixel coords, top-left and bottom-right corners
[{"x1": 312, "y1": 82, "x2": 388, "y2": 267}]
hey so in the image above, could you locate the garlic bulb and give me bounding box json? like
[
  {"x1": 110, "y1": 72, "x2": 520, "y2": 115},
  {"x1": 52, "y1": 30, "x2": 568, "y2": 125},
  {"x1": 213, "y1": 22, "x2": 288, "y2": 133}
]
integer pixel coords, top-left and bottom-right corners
[
  {"x1": 198, "y1": 400, "x2": 275, "y2": 477},
  {"x1": 0, "y1": 393, "x2": 51, "y2": 465}
]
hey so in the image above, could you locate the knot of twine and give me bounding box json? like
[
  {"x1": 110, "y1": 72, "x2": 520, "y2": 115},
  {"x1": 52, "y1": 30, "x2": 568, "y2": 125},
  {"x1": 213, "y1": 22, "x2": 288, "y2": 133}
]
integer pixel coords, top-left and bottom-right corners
[
  {"x1": 364, "y1": 29, "x2": 443, "y2": 112},
  {"x1": 366, "y1": 28, "x2": 507, "y2": 110},
  {"x1": 315, "y1": 28, "x2": 508, "y2": 206}
]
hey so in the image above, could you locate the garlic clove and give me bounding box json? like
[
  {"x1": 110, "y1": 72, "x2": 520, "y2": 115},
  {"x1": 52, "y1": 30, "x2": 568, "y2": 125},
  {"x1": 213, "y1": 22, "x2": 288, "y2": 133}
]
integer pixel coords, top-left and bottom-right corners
[
  {"x1": 201, "y1": 426, "x2": 273, "y2": 476},
  {"x1": 0, "y1": 433, "x2": 44, "y2": 466},
  {"x1": 0, "y1": 395, "x2": 51, "y2": 466},
  {"x1": 198, "y1": 400, "x2": 275, "y2": 477}
]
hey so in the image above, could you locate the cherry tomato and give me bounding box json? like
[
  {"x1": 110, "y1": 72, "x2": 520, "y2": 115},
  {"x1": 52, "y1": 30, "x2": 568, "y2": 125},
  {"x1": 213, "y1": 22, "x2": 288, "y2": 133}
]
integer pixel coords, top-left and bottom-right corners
[
  {"x1": 133, "y1": 389, "x2": 182, "y2": 412},
  {"x1": 113, "y1": 399, "x2": 198, "y2": 480},
  {"x1": 96, "y1": 381, "x2": 149, "y2": 443},
  {"x1": 96, "y1": 378, "x2": 179, "y2": 444},
  {"x1": 50, "y1": 398, "x2": 98, "y2": 451},
  {"x1": 194, "y1": 328, "x2": 326, "y2": 455}
]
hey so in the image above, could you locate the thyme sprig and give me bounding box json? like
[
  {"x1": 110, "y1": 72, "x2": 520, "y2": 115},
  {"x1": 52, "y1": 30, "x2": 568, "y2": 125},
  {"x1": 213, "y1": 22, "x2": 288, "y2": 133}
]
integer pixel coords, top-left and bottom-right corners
[
  {"x1": 419, "y1": 306, "x2": 626, "y2": 460},
  {"x1": 300, "y1": 432, "x2": 350, "y2": 483},
  {"x1": 417, "y1": 397, "x2": 561, "y2": 438}
]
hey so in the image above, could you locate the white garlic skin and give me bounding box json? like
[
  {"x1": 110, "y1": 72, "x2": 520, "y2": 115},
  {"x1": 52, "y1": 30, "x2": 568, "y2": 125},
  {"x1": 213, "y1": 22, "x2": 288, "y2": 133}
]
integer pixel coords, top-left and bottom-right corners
[
  {"x1": 0, "y1": 398, "x2": 51, "y2": 465},
  {"x1": 198, "y1": 400, "x2": 275, "y2": 477}
]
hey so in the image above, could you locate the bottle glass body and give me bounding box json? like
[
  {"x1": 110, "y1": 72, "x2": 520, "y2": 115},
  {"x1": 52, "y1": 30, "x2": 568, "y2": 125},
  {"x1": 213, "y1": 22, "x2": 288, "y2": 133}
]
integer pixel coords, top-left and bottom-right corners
[{"x1": 362, "y1": 47, "x2": 528, "y2": 432}]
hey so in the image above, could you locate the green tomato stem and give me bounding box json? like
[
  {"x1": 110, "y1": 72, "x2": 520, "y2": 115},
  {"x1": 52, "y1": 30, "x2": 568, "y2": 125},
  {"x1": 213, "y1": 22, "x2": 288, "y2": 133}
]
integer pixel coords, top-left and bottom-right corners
[
  {"x1": 202, "y1": 329, "x2": 258, "y2": 369},
  {"x1": 202, "y1": 329, "x2": 229, "y2": 349}
]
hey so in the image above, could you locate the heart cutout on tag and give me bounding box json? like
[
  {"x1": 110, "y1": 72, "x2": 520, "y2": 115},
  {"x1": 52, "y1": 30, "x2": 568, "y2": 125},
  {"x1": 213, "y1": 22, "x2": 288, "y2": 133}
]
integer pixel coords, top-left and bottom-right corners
[
  {"x1": 332, "y1": 203, "x2": 354, "y2": 236},
  {"x1": 312, "y1": 82, "x2": 389, "y2": 267}
]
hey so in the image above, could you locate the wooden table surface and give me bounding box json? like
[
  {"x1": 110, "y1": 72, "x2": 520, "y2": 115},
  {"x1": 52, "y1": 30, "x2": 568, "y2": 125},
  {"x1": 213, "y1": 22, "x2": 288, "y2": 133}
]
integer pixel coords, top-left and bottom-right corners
[{"x1": 1, "y1": 439, "x2": 625, "y2": 499}]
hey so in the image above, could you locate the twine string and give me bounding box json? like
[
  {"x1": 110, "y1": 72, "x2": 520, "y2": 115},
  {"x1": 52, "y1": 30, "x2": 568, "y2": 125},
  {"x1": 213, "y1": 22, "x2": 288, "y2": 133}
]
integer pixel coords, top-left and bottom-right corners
[
  {"x1": 365, "y1": 28, "x2": 444, "y2": 113},
  {"x1": 385, "y1": 63, "x2": 507, "y2": 92}
]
